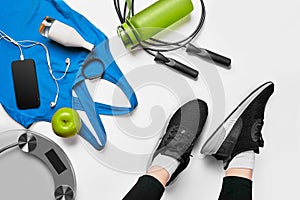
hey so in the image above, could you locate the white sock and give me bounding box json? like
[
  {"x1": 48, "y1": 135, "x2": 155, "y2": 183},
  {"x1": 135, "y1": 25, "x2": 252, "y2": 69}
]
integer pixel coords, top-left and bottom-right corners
[
  {"x1": 150, "y1": 154, "x2": 180, "y2": 179},
  {"x1": 228, "y1": 150, "x2": 255, "y2": 170}
]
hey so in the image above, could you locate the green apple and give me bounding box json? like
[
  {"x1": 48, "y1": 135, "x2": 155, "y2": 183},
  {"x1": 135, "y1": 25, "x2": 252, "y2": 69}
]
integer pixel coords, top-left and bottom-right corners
[{"x1": 51, "y1": 107, "x2": 82, "y2": 138}]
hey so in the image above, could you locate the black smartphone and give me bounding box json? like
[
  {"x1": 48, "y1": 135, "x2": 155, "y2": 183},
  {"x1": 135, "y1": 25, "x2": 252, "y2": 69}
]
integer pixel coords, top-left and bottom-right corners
[{"x1": 11, "y1": 59, "x2": 40, "y2": 109}]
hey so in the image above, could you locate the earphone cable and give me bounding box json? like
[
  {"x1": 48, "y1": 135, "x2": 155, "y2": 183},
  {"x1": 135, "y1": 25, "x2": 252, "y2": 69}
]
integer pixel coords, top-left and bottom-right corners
[
  {"x1": 17, "y1": 40, "x2": 70, "y2": 81},
  {"x1": 0, "y1": 31, "x2": 71, "y2": 108},
  {"x1": 0, "y1": 30, "x2": 24, "y2": 60}
]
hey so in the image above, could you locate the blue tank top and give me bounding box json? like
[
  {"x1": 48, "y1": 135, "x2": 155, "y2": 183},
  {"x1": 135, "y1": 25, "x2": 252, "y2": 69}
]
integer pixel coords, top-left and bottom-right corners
[{"x1": 0, "y1": 0, "x2": 138, "y2": 150}]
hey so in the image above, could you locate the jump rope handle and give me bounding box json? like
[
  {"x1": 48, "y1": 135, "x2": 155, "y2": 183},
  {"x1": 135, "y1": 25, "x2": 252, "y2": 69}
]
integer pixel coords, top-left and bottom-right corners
[
  {"x1": 154, "y1": 52, "x2": 199, "y2": 79},
  {"x1": 186, "y1": 44, "x2": 231, "y2": 68}
]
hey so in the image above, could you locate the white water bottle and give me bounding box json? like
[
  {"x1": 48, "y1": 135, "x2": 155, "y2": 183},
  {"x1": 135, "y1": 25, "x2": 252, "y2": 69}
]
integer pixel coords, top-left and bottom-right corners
[{"x1": 39, "y1": 16, "x2": 94, "y2": 51}]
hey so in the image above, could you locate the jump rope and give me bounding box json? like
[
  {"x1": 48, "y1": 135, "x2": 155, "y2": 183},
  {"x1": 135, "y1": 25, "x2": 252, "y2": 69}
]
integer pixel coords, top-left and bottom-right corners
[{"x1": 114, "y1": 0, "x2": 231, "y2": 79}]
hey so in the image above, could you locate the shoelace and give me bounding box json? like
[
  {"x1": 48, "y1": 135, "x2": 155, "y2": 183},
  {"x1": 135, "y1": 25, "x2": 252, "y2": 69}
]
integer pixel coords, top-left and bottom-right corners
[
  {"x1": 254, "y1": 120, "x2": 264, "y2": 147},
  {"x1": 163, "y1": 125, "x2": 195, "y2": 155}
]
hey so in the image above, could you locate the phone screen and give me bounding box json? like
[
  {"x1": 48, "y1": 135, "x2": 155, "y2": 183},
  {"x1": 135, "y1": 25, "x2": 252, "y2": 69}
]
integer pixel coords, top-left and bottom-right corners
[{"x1": 11, "y1": 59, "x2": 40, "y2": 109}]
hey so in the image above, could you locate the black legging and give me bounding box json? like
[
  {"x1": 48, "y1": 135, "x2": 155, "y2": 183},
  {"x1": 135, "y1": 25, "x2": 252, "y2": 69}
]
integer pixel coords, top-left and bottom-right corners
[{"x1": 123, "y1": 175, "x2": 252, "y2": 200}]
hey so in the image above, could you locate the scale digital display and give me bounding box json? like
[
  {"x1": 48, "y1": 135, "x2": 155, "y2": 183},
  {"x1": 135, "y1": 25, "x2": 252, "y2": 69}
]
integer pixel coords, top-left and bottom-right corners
[{"x1": 45, "y1": 149, "x2": 67, "y2": 175}]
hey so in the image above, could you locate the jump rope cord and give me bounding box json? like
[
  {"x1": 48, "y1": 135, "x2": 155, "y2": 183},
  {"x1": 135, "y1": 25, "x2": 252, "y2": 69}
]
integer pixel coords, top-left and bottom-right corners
[{"x1": 113, "y1": 0, "x2": 206, "y2": 54}]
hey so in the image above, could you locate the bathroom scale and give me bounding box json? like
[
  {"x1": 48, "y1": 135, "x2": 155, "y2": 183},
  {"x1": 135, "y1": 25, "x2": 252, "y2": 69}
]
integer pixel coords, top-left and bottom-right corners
[{"x1": 0, "y1": 129, "x2": 76, "y2": 200}]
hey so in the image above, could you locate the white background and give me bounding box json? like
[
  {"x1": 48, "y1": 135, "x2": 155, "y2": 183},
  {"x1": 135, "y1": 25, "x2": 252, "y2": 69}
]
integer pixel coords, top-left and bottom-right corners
[{"x1": 1, "y1": 0, "x2": 300, "y2": 199}]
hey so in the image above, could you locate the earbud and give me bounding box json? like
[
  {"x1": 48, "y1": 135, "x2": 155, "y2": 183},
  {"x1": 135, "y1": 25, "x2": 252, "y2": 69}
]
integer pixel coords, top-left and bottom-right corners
[
  {"x1": 50, "y1": 93, "x2": 58, "y2": 109},
  {"x1": 65, "y1": 57, "x2": 70, "y2": 65},
  {"x1": 50, "y1": 102, "x2": 56, "y2": 108}
]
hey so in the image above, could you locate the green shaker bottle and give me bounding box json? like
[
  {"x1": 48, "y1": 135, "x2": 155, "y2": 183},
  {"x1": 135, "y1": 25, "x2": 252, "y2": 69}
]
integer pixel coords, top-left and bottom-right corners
[{"x1": 117, "y1": 0, "x2": 194, "y2": 49}]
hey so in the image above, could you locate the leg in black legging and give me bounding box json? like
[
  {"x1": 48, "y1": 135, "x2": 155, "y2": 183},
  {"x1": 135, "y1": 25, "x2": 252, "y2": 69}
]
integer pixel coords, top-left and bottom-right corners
[
  {"x1": 122, "y1": 175, "x2": 165, "y2": 200},
  {"x1": 218, "y1": 176, "x2": 252, "y2": 200}
]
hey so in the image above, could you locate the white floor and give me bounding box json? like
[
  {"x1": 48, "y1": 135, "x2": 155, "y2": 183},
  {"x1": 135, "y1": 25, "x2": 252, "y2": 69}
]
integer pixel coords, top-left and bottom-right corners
[{"x1": 1, "y1": 0, "x2": 300, "y2": 199}]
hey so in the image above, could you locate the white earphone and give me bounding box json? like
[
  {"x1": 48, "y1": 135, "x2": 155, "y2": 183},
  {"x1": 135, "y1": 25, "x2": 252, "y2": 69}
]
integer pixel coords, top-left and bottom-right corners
[
  {"x1": 0, "y1": 30, "x2": 70, "y2": 109},
  {"x1": 50, "y1": 57, "x2": 71, "y2": 108}
]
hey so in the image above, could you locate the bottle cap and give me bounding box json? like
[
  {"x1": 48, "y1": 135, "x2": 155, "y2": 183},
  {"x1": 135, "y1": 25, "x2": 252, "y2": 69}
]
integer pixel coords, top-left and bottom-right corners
[
  {"x1": 39, "y1": 16, "x2": 55, "y2": 37},
  {"x1": 117, "y1": 22, "x2": 140, "y2": 49}
]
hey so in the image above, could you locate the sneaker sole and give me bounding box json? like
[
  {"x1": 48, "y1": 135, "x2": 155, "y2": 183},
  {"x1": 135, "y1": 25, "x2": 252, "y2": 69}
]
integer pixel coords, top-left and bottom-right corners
[{"x1": 200, "y1": 81, "x2": 274, "y2": 155}]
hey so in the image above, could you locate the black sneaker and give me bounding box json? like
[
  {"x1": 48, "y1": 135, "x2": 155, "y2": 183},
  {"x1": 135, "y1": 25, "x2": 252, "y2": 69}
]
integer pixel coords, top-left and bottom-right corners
[
  {"x1": 201, "y1": 82, "x2": 274, "y2": 169},
  {"x1": 149, "y1": 99, "x2": 208, "y2": 185}
]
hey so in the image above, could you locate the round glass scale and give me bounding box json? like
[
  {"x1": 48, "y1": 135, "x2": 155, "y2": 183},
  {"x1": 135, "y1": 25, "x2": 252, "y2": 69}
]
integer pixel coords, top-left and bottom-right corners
[{"x1": 0, "y1": 129, "x2": 76, "y2": 200}]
